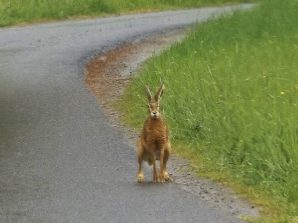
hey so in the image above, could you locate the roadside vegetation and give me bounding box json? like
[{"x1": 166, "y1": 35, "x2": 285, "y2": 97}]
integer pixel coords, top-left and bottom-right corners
[
  {"x1": 120, "y1": 0, "x2": 298, "y2": 221},
  {"x1": 0, "y1": 0, "x2": 253, "y2": 27}
]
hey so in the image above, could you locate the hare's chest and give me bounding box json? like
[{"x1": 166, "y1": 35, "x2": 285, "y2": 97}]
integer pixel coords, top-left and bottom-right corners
[{"x1": 147, "y1": 133, "x2": 166, "y2": 148}]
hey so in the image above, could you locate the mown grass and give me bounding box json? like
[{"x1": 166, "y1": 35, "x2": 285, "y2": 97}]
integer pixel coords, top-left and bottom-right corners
[
  {"x1": 120, "y1": 0, "x2": 298, "y2": 221},
  {"x1": 0, "y1": 0, "x2": 253, "y2": 27}
]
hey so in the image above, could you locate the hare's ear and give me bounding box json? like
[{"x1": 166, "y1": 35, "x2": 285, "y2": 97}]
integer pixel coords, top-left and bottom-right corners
[
  {"x1": 145, "y1": 85, "x2": 153, "y2": 102},
  {"x1": 154, "y1": 81, "x2": 165, "y2": 102}
]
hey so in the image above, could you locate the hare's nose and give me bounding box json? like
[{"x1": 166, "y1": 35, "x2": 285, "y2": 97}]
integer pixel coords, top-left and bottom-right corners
[{"x1": 152, "y1": 112, "x2": 157, "y2": 115}]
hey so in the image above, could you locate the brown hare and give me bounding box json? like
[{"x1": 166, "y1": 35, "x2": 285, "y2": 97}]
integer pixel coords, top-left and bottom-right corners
[{"x1": 137, "y1": 82, "x2": 171, "y2": 183}]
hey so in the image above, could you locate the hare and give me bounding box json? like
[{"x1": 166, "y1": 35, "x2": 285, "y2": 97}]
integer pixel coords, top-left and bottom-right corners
[{"x1": 137, "y1": 82, "x2": 171, "y2": 183}]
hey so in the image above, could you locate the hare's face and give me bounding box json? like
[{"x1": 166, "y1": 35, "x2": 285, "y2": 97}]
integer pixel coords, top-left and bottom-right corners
[
  {"x1": 148, "y1": 101, "x2": 160, "y2": 119},
  {"x1": 145, "y1": 82, "x2": 164, "y2": 119}
]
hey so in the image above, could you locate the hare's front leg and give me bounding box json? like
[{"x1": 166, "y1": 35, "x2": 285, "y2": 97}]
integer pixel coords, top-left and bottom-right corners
[
  {"x1": 152, "y1": 156, "x2": 158, "y2": 183},
  {"x1": 159, "y1": 149, "x2": 166, "y2": 183}
]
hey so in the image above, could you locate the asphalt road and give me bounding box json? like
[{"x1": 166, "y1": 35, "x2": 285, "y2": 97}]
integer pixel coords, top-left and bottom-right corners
[{"x1": 0, "y1": 5, "x2": 252, "y2": 223}]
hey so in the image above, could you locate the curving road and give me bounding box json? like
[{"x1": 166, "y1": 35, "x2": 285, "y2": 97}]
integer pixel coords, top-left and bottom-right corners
[{"x1": 0, "y1": 5, "x2": 252, "y2": 223}]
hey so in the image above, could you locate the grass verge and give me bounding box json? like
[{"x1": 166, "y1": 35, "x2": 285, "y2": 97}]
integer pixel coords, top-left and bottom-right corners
[
  {"x1": 119, "y1": 0, "x2": 298, "y2": 221},
  {"x1": 0, "y1": 0, "x2": 253, "y2": 27}
]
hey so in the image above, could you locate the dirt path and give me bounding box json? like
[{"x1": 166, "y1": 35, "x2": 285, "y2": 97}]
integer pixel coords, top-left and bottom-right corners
[
  {"x1": 85, "y1": 29, "x2": 185, "y2": 128},
  {"x1": 85, "y1": 29, "x2": 259, "y2": 220}
]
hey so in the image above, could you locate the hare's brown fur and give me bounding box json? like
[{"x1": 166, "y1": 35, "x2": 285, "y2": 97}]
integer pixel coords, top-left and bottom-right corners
[{"x1": 137, "y1": 83, "x2": 171, "y2": 183}]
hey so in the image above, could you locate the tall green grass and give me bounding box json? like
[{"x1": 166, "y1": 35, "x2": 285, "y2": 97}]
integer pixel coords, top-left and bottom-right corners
[
  {"x1": 121, "y1": 0, "x2": 298, "y2": 221},
  {"x1": 0, "y1": 0, "x2": 252, "y2": 27}
]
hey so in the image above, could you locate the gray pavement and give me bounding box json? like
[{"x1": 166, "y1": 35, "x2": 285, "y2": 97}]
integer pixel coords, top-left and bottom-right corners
[{"x1": 0, "y1": 5, "x2": 252, "y2": 223}]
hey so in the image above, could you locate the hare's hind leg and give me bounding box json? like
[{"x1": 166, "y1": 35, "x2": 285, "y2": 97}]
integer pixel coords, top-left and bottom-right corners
[
  {"x1": 163, "y1": 143, "x2": 171, "y2": 181},
  {"x1": 137, "y1": 140, "x2": 144, "y2": 183},
  {"x1": 137, "y1": 156, "x2": 144, "y2": 183}
]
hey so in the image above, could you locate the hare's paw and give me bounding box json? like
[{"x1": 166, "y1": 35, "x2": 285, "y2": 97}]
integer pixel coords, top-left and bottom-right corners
[
  {"x1": 164, "y1": 171, "x2": 171, "y2": 182},
  {"x1": 158, "y1": 173, "x2": 165, "y2": 183},
  {"x1": 137, "y1": 173, "x2": 144, "y2": 183}
]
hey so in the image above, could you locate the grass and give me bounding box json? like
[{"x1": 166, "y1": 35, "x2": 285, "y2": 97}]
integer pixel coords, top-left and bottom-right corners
[
  {"x1": 0, "y1": 0, "x2": 253, "y2": 27},
  {"x1": 120, "y1": 0, "x2": 298, "y2": 221}
]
